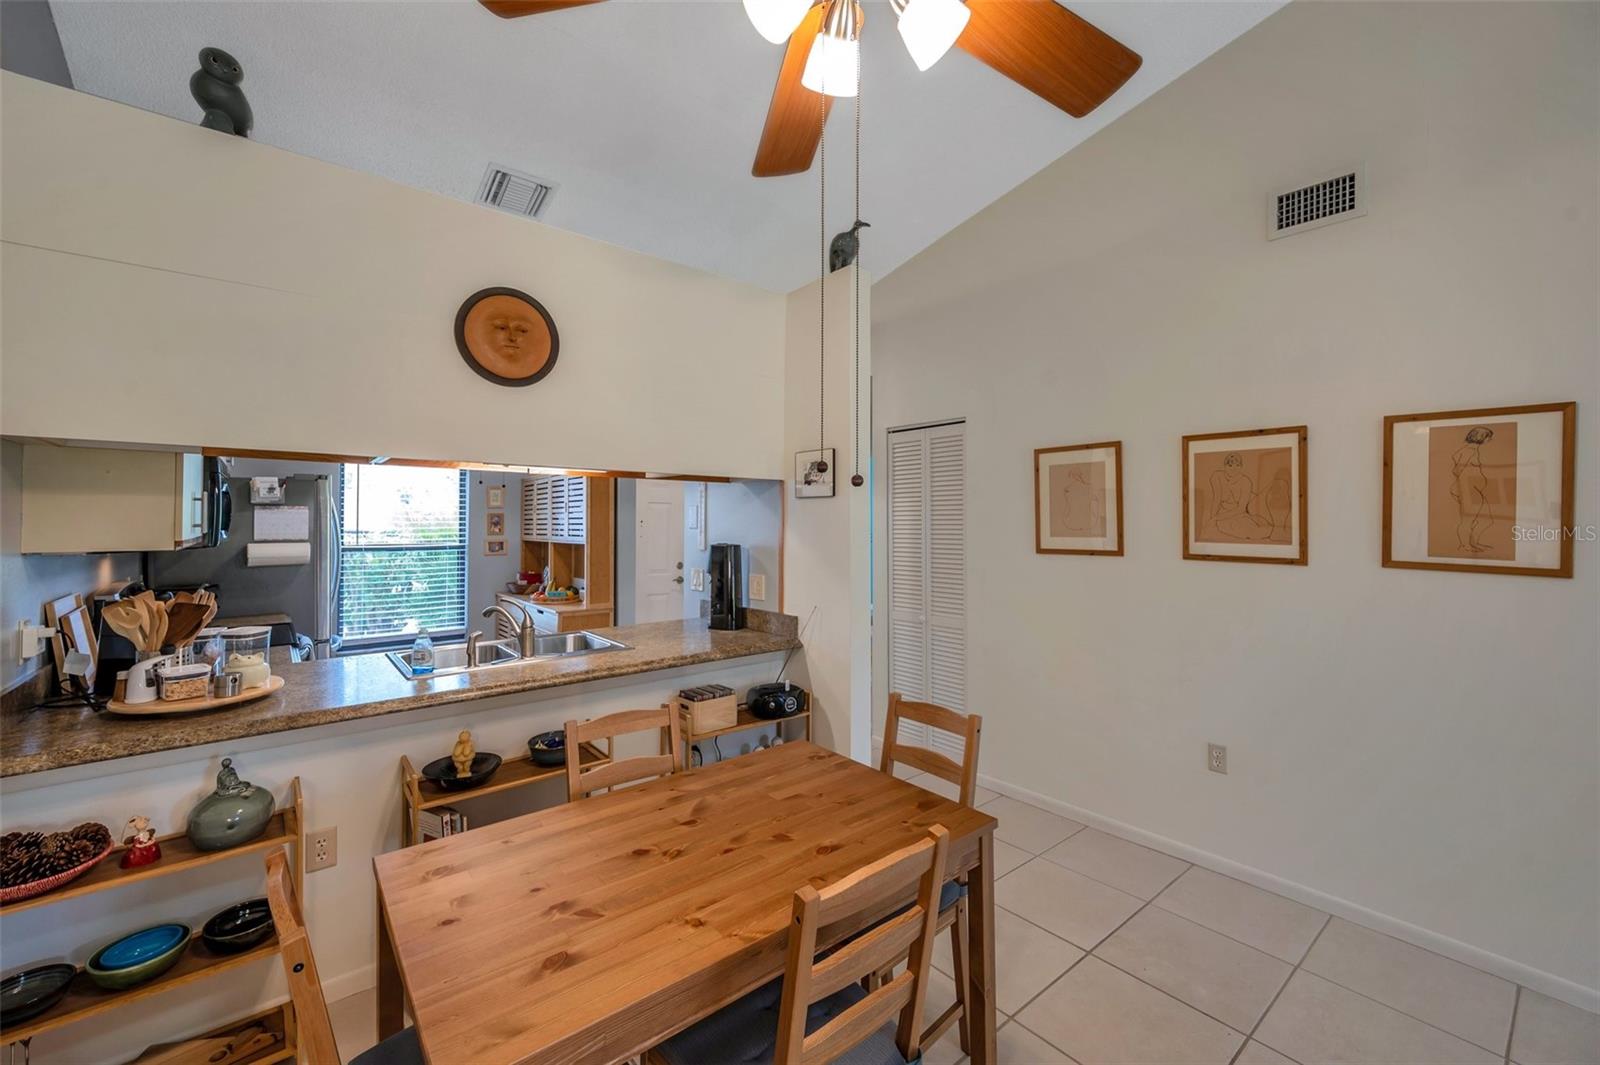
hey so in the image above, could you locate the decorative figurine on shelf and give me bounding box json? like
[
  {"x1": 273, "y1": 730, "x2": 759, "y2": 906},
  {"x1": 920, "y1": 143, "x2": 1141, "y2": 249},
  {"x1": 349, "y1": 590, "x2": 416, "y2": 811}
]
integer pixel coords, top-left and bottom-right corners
[
  {"x1": 189, "y1": 47, "x2": 253, "y2": 137},
  {"x1": 187, "y1": 758, "x2": 276, "y2": 852},
  {"x1": 119, "y1": 816, "x2": 162, "y2": 869},
  {"x1": 451, "y1": 731, "x2": 476, "y2": 779}
]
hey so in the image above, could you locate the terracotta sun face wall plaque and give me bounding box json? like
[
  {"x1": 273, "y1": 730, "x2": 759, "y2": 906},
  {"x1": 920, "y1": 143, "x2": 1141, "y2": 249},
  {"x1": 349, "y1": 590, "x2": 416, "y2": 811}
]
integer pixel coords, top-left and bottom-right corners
[{"x1": 454, "y1": 287, "x2": 559, "y2": 386}]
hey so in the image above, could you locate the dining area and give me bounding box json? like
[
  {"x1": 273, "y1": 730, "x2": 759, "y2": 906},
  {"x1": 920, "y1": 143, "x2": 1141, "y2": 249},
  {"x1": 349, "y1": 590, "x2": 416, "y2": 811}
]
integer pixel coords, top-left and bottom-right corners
[{"x1": 270, "y1": 696, "x2": 997, "y2": 1065}]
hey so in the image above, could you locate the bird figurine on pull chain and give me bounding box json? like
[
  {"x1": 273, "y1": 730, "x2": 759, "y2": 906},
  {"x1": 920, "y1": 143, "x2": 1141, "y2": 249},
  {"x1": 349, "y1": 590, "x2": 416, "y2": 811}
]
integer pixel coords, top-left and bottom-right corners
[
  {"x1": 190, "y1": 47, "x2": 252, "y2": 137},
  {"x1": 829, "y1": 220, "x2": 870, "y2": 272}
]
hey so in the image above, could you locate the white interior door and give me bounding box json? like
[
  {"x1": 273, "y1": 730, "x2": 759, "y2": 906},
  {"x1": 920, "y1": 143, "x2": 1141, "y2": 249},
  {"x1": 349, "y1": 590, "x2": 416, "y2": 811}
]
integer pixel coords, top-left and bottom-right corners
[
  {"x1": 887, "y1": 422, "x2": 967, "y2": 757},
  {"x1": 634, "y1": 481, "x2": 686, "y2": 623}
]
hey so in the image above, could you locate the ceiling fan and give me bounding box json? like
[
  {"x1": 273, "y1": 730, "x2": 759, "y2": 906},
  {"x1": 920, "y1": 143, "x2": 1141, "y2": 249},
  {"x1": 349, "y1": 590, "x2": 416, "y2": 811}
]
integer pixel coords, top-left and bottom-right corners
[{"x1": 480, "y1": 0, "x2": 1141, "y2": 178}]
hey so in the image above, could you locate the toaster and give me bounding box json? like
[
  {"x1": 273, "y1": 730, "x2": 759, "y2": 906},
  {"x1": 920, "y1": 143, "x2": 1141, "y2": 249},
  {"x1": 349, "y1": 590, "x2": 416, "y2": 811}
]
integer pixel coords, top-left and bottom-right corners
[{"x1": 747, "y1": 681, "x2": 808, "y2": 720}]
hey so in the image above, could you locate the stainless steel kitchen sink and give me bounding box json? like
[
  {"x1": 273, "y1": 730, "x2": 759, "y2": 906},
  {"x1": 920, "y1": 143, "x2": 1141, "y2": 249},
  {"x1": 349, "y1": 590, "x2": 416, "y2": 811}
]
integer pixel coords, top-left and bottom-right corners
[{"x1": 386, "y1": 631, "x2": 627, "y2": 679}]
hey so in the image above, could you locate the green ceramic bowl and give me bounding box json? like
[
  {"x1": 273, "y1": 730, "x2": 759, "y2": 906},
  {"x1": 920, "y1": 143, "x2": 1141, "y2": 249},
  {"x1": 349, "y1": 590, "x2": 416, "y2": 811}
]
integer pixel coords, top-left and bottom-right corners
[{"x1": 85, "y1": 923, "x2": 190, "y2": 990}]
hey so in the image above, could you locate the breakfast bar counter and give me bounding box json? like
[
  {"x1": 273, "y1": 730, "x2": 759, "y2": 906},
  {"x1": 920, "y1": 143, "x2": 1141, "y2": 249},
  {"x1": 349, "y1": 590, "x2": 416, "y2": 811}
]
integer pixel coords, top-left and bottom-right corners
[{"x1": 0, "y1": 617, "x2": 799, "y2": 779}]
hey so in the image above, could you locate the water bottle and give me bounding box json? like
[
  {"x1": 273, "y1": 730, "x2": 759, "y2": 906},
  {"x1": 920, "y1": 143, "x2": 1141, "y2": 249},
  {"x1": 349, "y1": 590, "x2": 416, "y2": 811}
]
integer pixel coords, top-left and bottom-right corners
[{"x1": 410, "y1": 628, "x2": 435, "y2": 675}]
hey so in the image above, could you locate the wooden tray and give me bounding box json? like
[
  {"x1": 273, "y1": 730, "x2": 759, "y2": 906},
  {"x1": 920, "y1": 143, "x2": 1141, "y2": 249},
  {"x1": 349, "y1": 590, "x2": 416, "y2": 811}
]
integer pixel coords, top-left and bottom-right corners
[{"x1": 106, "y1": 675, "x2": 284, "y2": 717}]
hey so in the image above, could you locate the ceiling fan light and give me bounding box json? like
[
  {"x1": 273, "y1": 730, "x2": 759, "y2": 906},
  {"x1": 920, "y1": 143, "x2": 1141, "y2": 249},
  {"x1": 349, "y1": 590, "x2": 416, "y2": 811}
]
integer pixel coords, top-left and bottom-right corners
[
  {"x1": 894, "y1": 0, "x2": 970, "y2": 71},
  {"x1": 800, "y1": 0, "x2": 862, "y2": 97},
  {"x1": 743, "y1": 0, "x2": 813, "y2": 45}
]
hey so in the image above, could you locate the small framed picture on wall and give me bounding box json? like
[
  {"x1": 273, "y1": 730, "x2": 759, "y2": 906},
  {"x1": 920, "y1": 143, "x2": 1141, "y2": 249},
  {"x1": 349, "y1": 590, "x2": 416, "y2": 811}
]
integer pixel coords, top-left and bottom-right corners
[
  {"x1": 795, "y1": 448, "x2": 835, "y2": 499},
  {"x1": 1035, "y1": 441, "x2": 1123, "y2": 556},
  {"x1": 486, "y1": 485, "x2": 505, "y2": 509},
  {"x1": 485, "y1": 539, "x2": 507, "y2": 557},
  {"x1": 1383, "y1": 401, "x2": 1575, "y2": 577},
  {"x1": 1183, "y1": 426, "x2": 1308, "y2": 564},
  {"x1": 486, "y1": 511, "x2": 506, "y2": 537}
]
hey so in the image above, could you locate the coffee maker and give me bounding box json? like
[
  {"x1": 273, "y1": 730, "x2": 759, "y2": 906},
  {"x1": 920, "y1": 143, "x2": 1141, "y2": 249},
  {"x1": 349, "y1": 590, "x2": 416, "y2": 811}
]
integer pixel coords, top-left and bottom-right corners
[{"x1": 708, "y1": 543, "x2": 746, "y2": 630}]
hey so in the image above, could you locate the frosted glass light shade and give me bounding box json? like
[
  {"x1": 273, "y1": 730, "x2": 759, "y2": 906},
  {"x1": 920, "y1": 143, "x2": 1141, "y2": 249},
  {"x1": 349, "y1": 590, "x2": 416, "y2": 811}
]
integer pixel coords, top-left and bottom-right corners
[
  {"x1": 801, "y1": 32, "x2": 860, "y2": 96},
  {"x1": 743, "y1": 0, "x2": 812, "y2": 44},
  {"x1": 896, "y1": 0, "x2": 970, "y2": 71}
]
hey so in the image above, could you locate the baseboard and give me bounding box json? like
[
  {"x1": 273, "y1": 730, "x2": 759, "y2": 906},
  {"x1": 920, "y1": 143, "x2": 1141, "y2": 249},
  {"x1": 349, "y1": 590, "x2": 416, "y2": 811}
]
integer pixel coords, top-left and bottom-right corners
[
  {"x1": 324, "y1": 962, "x2": 377, "y2": 1004},
  {"x1": 973, "y1": 770, "x2": 1600, "y2": 1015}
]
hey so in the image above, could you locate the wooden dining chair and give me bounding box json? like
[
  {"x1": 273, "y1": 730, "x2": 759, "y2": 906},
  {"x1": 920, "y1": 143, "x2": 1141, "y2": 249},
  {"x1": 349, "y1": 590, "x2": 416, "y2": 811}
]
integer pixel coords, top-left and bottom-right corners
[
  {"x1": 647, "y1": 825, "x2": 951, "y2": 1065},
  {"x1": 264, "y1": 847, "x2": 423, "y2": 1065},
  {"x1": 564, "y1": 705, "x2": 684, "y2": 801},
  {"x1": 878, "y1": 692, "x2": 983, "y2": 1055}
]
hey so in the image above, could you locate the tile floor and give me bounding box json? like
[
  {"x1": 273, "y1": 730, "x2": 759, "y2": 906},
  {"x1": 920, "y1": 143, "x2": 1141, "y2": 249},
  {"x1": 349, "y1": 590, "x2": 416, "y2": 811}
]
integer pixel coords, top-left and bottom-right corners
[{"x1": 328, "y1": 782, "x2": 1600, "y2": 1065}]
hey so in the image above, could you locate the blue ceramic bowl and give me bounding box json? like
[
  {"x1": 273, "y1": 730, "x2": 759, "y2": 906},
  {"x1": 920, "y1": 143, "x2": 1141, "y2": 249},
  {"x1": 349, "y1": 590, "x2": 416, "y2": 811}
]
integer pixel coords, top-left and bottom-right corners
[
  {"x1": 0, "y1": 963, "x2": 76, "y2": 1025},
  {"x1": 528, "y1": 730, "x2": 566, "y2": 766},
  {"x1": 86, "y1": 924, "x2": 189, "y2": 990}
]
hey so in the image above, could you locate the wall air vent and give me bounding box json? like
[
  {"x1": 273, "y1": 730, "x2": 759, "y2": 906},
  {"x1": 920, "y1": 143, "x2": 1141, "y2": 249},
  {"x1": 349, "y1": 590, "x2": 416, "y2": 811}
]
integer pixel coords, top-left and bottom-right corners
[
  {"x1": 477, "y1": 164, "x2": 554, "y2": 219},
  {"x1": 1268, "y1": 165, "x2": 1366, "y2": 239}
]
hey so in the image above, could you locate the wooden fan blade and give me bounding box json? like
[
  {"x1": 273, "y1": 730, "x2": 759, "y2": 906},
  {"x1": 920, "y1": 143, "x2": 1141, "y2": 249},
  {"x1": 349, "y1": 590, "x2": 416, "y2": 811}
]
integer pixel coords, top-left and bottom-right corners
[
  {"x1": 480, "y1": 0, "x2": 606, "y2": 18},
  {"x1": 956, "y1": 0, "x2": 1141, "y2": 118},
  {"x1": 752, "y1": 3, "x2": 831, "y2": 177}
]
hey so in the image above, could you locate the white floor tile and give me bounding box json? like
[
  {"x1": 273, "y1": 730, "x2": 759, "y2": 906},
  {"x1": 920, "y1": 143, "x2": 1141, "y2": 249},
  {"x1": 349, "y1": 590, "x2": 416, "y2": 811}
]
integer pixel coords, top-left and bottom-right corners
[
  {"x1": 1153, "y1": 867, "x2": 1327, "y2": 964},
  {"x1": 1234, "y1": 1040, "x2": 1297, "y2": 1065},
  {"x1": 1303, "y1": 917, "x2": 1515, "y2": 1053},
  {"x1": 999, "y1": 1021, "x2": 1078, "y2": 1064},
  {"x1": 1040, "y1": 829, "x2": 1189, "y2": 900},
  {"x1": 1510, "y1": 989, "x2": 1600, "y2": 1065},
  {"x1": 1254, "y1": 971, "x2": 1500, "y2": 1065},
  {"x1": 989, "y1": 839, "x2": 1033, "y2": 880},
  {"x1": 1097, "y1": 905, "x2": 1291, "y2": 1032},
  {"x1": 981, "y1": 796, "x2": 1085, "y2": 855},
  {"x1": 934, "y1": 905, "x2": 1084, "y2": 1014},
  {"x1": 1016, "y1": 956, "x2": 1243, "y2": 1065},
  {"x1": 994, "y1": 859, "x2": 1143, "y2": 950},
  {"x1": 328, "y1": 987, "x2": 378, "y2": 1062}
]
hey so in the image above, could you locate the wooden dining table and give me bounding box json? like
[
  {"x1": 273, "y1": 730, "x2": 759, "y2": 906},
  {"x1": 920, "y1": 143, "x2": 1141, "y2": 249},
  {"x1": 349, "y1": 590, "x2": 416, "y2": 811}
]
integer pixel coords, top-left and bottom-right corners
[{"x1": 372, "y1": 740, "x2": 999, "y2": 1064}]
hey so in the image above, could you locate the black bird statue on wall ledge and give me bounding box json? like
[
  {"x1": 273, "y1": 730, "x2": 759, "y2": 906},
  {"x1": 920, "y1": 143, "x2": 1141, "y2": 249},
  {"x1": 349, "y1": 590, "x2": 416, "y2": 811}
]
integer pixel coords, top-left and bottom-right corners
[
  {"x1": 829, "y1": 220, "x2": 870, "y2": 273},
  {"x1": 190, "y1": 47, "x2": 252, "y2": 137}
]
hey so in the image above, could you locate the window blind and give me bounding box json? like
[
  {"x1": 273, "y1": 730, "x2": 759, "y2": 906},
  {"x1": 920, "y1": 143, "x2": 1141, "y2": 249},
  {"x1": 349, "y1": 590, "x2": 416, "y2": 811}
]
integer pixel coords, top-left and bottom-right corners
[{"x1": 337, "y1": 465, "x2": 469, "y2": 647}]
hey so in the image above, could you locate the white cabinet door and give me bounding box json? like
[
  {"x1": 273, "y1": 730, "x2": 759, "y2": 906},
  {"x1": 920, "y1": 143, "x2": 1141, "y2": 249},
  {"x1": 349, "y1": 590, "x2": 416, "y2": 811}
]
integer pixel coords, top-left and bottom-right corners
[
  {"x1": 886, "y1": 422, "x2": 967, "y2": 758},
  {"x1": 176, "y1": 453, "x2": 206, "y2": 543}
]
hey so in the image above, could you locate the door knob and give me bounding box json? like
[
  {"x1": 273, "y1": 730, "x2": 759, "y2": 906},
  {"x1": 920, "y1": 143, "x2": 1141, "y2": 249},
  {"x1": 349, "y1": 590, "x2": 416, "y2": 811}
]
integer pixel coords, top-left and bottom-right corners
[{"x1": 673, "y1": 576, "x2": 685, "y2": 584}]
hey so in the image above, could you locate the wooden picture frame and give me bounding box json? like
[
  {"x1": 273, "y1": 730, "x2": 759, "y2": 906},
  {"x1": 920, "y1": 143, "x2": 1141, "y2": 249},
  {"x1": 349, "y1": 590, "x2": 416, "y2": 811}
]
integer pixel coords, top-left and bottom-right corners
[
  {"x1": 1183, "y1": 426, "x2": 1308, "y2": 565},
  {"x1": 1034, "y1": 441, "x2": 1124, "y2": 556},
  {"x1": 486, "y1": 485, "x2": 505, "y2": 509},
  {"x1": 56, "y1": 604, "x2": 98, "y2": 691},
  {"x1": 486, "y1": 511, "x2": 507, "y2": 537},
  {"x1": 485, "y1": 539, "x2": 508, "y2": 557},
  {"x1": 1383, "y1": 401, "x2": 1576, "y2": 578},
  {"x1": 43, "y1": 593, "x2": 83, "y2": 688}
]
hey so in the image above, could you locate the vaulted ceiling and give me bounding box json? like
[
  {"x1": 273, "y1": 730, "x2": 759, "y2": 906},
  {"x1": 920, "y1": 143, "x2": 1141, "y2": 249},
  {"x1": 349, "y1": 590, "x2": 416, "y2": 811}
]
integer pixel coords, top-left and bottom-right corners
[{"x1": 50, "y1": 0, "x2": 1278, "y2": 292}]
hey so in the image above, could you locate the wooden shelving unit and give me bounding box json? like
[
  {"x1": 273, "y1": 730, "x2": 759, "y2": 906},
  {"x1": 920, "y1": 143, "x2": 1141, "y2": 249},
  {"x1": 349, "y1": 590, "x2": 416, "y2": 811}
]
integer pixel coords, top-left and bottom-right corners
[
  {"x1": 399, "y1": 743, "x2": 610, "y2": 846},
  {"x1": 678, "y1": 705, "x2": 811, "y2": 765},
  {"x1": 130, "y1": 1003, "x2": 295, "y2": 1065},
  {"x1": 0, "y1": 780, "x2": 304, "y2": 1055}
]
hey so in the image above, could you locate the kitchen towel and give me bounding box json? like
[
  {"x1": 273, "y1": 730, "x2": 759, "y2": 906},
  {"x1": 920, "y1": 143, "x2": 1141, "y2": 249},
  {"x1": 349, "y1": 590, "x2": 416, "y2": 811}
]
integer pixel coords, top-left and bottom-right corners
[{"x1": 247, "y1": 541, "x2": 311, "y2": 567}]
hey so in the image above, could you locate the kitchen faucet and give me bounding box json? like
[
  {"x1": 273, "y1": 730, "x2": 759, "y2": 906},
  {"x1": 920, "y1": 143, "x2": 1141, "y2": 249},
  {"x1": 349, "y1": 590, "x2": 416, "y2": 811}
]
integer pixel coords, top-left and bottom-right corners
[{"x1": 482, "y1": 603, "x2": 537, "y2": 658}]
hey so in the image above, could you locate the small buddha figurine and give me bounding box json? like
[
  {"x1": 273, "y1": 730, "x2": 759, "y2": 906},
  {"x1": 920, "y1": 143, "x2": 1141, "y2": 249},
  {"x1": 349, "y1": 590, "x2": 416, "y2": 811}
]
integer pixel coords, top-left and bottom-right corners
[
  {"x1": 451, "y1": 730, "x2": 475, "y2": 779},
  {"x1": 120, "y1": 815, "x2": 162, "y2": 868}
]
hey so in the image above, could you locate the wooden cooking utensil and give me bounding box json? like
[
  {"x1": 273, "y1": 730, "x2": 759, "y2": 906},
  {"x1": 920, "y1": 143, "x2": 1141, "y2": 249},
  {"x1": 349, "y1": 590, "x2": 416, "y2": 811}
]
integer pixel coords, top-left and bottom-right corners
[
  {"x1": 163, "y1": 603, "x2": 212, "y2": 648},
  {"x1": 101, "y1": 600, "x2": 148, "y2": 649}
]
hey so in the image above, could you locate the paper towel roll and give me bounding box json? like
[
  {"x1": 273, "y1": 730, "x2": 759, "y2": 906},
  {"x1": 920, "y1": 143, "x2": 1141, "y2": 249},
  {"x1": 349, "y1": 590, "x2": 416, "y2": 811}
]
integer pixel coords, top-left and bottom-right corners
[{"x1": 247, "y1": 541, "x2": 311, "y2": 567}]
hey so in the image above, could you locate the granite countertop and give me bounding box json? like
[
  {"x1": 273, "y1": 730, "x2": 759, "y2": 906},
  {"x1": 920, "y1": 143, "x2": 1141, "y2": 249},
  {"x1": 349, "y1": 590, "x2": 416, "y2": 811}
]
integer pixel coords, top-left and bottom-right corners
[{"x1": 0, "y1": 617, "x2": 799, "y2": 778}]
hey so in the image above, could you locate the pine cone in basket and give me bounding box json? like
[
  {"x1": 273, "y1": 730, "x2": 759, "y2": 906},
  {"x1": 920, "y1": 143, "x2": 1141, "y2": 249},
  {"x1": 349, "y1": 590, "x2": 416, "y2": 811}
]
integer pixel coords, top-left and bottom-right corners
[{"x1": 0, "y1": 822, "x2": 110, "y2": 887}]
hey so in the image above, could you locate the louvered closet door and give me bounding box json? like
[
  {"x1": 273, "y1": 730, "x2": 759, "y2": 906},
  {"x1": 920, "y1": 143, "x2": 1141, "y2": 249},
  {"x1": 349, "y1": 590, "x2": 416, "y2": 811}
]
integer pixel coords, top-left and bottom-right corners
[{"x1": 887, "y1": 422, "x2": 967, "y2": 759}]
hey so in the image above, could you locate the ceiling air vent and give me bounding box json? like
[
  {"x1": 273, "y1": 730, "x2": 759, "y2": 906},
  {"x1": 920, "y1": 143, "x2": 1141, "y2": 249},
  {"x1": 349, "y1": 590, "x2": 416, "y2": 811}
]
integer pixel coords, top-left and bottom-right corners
[
  {"x1": 1268, "y1": 165, "x2": 1366, "y2": 239},
  {"x1": 477, "y1": 164, "x2": 554, "y2": 219}
]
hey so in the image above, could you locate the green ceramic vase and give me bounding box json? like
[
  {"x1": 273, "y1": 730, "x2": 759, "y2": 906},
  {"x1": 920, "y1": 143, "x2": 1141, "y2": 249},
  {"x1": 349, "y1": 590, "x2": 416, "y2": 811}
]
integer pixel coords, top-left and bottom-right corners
[{"x1": 186, "y1": 758, "x2": 275, "y2": 852}]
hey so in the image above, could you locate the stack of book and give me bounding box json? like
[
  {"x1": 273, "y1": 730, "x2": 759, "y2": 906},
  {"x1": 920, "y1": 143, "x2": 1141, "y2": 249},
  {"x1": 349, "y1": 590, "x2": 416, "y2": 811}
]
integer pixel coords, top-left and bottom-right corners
[{"x1": 417, "y1": 806, "x2": 468, "y2": 842}]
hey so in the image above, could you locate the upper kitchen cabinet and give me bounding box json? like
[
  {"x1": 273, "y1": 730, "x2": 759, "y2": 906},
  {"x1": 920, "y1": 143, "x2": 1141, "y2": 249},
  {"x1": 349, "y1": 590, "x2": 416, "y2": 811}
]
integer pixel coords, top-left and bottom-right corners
[
  {"x1": 522, "y1": 475, "x2": 588, "y2": 544},
  {"x1": 19, "y1": 444, "x2": 212, "y2": 553},
  {"x1": 519, "y1": 475, "x2": 614, "y2": 626}
]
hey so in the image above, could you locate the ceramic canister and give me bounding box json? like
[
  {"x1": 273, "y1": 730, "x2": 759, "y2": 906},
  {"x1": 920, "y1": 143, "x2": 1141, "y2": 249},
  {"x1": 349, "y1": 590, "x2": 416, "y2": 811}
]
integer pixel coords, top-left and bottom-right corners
[{"x1": 186, "y1": 758, "x2": 275, "y2": 852}]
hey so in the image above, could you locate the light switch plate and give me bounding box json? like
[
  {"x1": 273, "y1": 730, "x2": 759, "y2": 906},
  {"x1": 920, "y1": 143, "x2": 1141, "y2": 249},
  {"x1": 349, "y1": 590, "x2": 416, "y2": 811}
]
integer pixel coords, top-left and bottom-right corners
[
  {"x1": 690, "y1": 569, "x2": 705, "y2": 592},
  {"x1": 749, "y1": 573, "x2": 767, "y2": 602}
]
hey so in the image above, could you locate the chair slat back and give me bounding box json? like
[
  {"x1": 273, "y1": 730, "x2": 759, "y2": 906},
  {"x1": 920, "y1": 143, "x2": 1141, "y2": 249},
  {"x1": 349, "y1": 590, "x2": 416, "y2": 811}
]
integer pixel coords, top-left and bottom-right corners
[
  {"x1": 264, "y1": 847, "x2": 341, "y2": 1065},
  {"x1": 880, "y1": 693, "x2": 983, "y2": 806},
  {"x1": 773, "y1": 825, "x2": 950, "y2": 1065},
  {"x1": 565, "y1": 705, "x2": 683, "y2": 800}
]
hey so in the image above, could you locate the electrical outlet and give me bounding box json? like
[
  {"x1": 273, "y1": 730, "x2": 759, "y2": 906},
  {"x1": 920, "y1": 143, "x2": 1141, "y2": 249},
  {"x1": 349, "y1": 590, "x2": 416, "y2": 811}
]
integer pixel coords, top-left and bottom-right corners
[
  {"x1": 307, "y1": 827, "x2": 337, "y2": 871},
  {"x1": 1207, "y1": 744, "x2": 1228, "y2": 774},
  {"x1": 749, "y1": 573, "x2": 767, "y2": 602}
]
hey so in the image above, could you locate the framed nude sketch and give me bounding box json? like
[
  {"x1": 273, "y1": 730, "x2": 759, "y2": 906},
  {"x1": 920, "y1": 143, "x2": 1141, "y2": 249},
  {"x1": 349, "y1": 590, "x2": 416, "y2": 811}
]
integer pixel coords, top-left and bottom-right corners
[
  {"x1": 1383, "y1": 402, "x2": 1575, "y2": 577},
  {"x1": 1183, "y1": 426, "x2": 1308, "y2": 564},
  {"x1": 1035, "y1": 441, "x2": 1123, "y2": 555}
]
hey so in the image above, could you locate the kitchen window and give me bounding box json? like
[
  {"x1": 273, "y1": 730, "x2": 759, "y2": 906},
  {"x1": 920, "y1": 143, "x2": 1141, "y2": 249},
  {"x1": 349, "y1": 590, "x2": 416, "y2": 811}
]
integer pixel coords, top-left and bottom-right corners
[{"x1": 337, "y1": 465, "x2": 469, "y2": 649}]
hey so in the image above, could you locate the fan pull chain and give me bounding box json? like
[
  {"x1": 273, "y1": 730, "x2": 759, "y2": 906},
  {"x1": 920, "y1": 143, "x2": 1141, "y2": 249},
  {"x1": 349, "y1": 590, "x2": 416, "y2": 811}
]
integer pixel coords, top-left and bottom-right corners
[
  {"x1": 817, "y1": 96, "x2": 827, "y2": 472},
  {"x1": 850, "y1": 44, "x2": 864, "y2": 490}
]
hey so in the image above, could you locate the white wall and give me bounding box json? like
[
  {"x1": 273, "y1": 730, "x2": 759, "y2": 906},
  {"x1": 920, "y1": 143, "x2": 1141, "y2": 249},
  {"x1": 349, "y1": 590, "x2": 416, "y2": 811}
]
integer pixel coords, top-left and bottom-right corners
[
  {"x1": 0, "y1": 74, "x2": 786, "y2": 480},
  {"x1": 784, "y1": 268, "x2": 873, "y2": 761},
  {"x1": 0, "y1": 440, "x2": 140, "y2": 692},
  {"x1": 872, "y1": 1, "x2": 1598, "y2": 1003},
  {"x1": 683, "y1": 480, "x2": 784, "y2": 617}
]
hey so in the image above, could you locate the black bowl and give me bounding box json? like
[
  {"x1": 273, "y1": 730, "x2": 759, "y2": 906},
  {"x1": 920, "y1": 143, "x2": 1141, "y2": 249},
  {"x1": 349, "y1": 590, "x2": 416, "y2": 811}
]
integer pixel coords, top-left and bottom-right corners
[
  {"x1": 528, "y1": 730, "x2": 566, "y2": 767},
  {"x1": 421, "y1": 752, "x2": 502, "y2": 791},
  {"x1": 201, "y1": 897, "x2": 274, "y2": 955},
  {"x1": 0, "y1": 963, "x2": 76, "y2": 1025}
]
